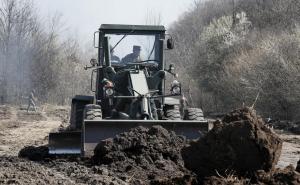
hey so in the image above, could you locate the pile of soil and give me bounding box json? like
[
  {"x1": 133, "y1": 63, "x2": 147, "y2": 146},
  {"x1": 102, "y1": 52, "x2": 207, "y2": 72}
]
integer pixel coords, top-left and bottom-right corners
[
  {"x1": 182, "y1": 107, "x2": 283, "y2": 179},
  {"x1": 11, "y1": 106, "x2": 300, "y2": 184},
  {"x1": 92, "y1": 125, "x2": 196, "y2": 185},
  {"x1": 19, "y1": 145, "x2": 50, "y2": 161}
]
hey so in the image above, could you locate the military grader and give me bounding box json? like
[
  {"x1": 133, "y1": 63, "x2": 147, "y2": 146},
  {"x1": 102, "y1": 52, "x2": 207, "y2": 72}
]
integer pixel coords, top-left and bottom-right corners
[{"x1": 49, "y1": 24, "x2": 211, "y2": 156}]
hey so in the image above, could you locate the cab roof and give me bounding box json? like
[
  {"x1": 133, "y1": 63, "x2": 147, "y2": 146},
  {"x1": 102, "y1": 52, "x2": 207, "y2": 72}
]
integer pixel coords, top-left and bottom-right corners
[{"x1": 99, "y1": 24, "x2": 166, "y2": 34}]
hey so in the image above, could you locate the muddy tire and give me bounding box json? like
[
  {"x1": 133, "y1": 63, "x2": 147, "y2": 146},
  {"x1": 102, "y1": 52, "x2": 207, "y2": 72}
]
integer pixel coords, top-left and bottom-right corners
[
  {"x1": 84, "y1": 104, "x2": 102, "y2": 120},
  {"x1": 184, "y1": 108, "x2": 204, "y2": 121},
  {"x1": 165, "y1": 106, "x2": 181, "y2": 120},
  {"x1": 70, "y1": 104, "x2": 85, "y2": 129}
]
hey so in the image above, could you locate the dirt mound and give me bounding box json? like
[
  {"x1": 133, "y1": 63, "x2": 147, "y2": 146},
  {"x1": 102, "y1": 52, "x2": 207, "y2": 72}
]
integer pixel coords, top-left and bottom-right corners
[
  {"x1": 182, "y1": 107, "x2": 283, "y2": 179},
  {"x1": 17, "y1": 111, "x2": 46, "y2": 122},
  {"x1": 92, "y1": 125, "x2": 196, "y2": 184},
  {"x1": 0, "y1": 105, "x2": 11, "y2": 120},
  {"x1": 19, "y1": 145, "x2": 50, "y2": 161}
]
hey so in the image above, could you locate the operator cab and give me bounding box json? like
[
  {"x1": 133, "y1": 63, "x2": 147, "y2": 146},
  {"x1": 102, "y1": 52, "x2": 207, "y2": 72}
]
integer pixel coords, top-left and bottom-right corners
[
  {"x1": 108, "y1": 34, "x2": 160, "y2": 71},
  {"x1": 96, "y1": 24, "x2": 169, "y2": 72}
]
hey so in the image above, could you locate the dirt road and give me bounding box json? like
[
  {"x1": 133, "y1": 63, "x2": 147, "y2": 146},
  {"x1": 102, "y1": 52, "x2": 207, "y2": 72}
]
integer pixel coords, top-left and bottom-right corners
[{"x1": 0, "y1": 105, "x2": 64, "y2": 156}]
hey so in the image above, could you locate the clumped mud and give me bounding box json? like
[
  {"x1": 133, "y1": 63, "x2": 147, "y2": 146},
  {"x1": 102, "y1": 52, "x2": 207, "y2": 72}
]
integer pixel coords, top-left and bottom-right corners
[
  {"x1": 0, "y1": 156, "x2": 127, "y2": 185},
  {"x1": 2, "y1": 106, "x2": 300, "y2": 185},
  {"x1": 19, "y1": 145, "x2": 50, "y2": 161},
  {"x1": 202, "y1": 166, "x2": 300, "y2": 185},
  {"x1": 182, "y1": 107, "x2": 283, "y2": 179},
  {"x1": 253, "y1": 165, "x2": 300, "y2": 184},
  {"x1": 92, "y1": 126, "x2": 196, "y2": 185}
]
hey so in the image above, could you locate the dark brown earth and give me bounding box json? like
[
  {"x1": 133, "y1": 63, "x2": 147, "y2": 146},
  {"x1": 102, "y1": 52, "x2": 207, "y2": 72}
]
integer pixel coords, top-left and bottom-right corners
[
  {"x1": 1, "y1": 105, "x2": 300, "y2": 185},
  {"x1": 92, "y1": 126, "x2": 196, "y2": 185},
  {"x1": 0, "y1": 156, "x2": 127, "y2": 185},
  {"x1": 202, "y1": 166, "x2": 300, "y2": 185},
  {"x1": 253, "y1": 165, "x2": 300, "y2": 184},
  {"x1": 182, "y1": 107, "x2": 283, "y2": 179}
]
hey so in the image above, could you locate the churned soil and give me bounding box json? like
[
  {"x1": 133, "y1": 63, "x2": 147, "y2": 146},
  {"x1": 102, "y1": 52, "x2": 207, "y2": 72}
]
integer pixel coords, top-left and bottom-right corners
[
  {"x1": 92, "y1": 126, "x2": 196, "y2": 185},
  {"x1": 202, "y1": 166, "x2": 300, "y2": 185},
  {"x1": 182, "y1": 107, "x2": 283, "y2": 179},
  {"x1": 0, "y1": 155, "x2": 127, "y2": 185},
  {"x1": 1, "y1": 105, "x2": 300, "y2": 185}
]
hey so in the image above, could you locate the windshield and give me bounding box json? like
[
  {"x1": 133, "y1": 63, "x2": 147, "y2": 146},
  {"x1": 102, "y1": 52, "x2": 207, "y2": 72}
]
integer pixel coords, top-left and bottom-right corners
[{"x1": 106, "y1": 34, "x2": 159, "y2": 67}]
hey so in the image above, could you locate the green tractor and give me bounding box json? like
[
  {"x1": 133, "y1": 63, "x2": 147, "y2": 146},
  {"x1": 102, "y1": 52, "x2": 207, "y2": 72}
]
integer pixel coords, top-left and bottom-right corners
[{"x1": 49, "y1": 24, "x2": 211, "y2": 156}]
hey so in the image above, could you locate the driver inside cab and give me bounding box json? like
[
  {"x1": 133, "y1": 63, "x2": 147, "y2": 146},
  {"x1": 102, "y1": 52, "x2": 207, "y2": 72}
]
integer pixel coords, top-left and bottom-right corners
[{"x1": 121, "y1": 45, "x2": 142, "y2": 64}]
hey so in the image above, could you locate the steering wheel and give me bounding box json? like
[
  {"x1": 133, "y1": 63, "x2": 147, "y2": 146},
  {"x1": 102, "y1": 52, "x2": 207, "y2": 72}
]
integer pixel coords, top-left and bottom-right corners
[
  {"x1": 127, "y1": 60, "x2": 159, "y2": 68},
  {"x1": 112, "y1": 60, "x2": 160, "y2": 75}
]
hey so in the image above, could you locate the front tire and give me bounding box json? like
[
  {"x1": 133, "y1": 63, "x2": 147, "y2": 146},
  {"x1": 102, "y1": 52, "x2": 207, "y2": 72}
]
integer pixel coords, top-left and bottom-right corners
[
  {"x1": 84, "y1": 104, "x2": 102, "y2": 120},
  {"x1": 184, "y1": 108, "x2": 204, "y2": 121},
  {"x1": 165, "y1": 105, "x2": 181, "y2": 120}
]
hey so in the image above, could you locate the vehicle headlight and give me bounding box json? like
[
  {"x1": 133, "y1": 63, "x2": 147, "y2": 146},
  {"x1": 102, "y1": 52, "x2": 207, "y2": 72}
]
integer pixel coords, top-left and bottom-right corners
[
  {"x1": 105, "y1": 88, "x2": 114, "y2": 96},
  {"x1": 171, "y1": 80, "x2": 181, "y2": 95},
  {"x1": 172, "y1": 86, "x2": 181, "y2": 95}
]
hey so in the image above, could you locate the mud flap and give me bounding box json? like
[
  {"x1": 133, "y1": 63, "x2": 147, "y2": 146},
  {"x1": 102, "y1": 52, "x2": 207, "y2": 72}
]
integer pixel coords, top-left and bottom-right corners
[
  {"x1": 83, "y1": 120, "x2": 212, "y2": 156},
  {"x1": 48, "y1": 131, "x2": 82, "y2": 155}
]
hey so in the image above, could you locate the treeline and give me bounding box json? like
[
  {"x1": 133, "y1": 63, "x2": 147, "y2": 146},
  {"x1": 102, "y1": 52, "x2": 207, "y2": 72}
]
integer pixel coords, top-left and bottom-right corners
[
  {"x1": 0, "y1": 0, "x2": 92, "y2": 105},
  {"x1": 168, "y1": 0, "x2": 300, "y2": 120}
]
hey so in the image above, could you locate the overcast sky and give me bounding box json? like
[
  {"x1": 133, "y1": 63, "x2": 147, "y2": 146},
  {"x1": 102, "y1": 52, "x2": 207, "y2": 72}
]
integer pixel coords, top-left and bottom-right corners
[{"x1": 34, "y1": 0, "x2": 197, "y2": 42}]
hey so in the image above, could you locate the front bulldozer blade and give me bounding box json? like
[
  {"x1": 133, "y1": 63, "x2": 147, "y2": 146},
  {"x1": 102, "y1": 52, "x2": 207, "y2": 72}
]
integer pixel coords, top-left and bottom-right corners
[
  {"x1": 48, "y1": 131, "x2": 82, "y2": 155},
  {"x1": 83, "y1": 120, "x2": 212, "y2": 156}
]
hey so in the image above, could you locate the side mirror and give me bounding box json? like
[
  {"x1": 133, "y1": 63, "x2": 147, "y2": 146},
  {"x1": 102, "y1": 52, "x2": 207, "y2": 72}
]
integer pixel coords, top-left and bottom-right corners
[
  {"x1": 167, "y1": 38, "x2": 174, "y2": 49},
  {"x1": 93, "y1": 31, "x2": 99, "y2": 48},
  {"x1": 90, "y1": 58, "x2": 97, "y2": 66}
]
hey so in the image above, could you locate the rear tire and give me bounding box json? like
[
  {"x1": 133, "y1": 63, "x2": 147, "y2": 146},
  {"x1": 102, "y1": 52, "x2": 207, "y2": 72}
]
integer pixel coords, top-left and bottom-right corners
[
  {"x1": 165, "y1": 105, "x2": 181, "y2": 120},
  {"x1": 184, "y1": 108, "x2": 204, "y2": 121},
  {"x1": 84, "y1": 104, "x2": 102, "y2": 120}
]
